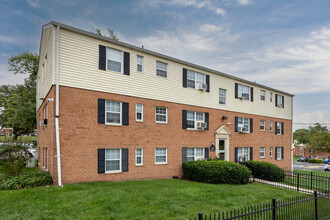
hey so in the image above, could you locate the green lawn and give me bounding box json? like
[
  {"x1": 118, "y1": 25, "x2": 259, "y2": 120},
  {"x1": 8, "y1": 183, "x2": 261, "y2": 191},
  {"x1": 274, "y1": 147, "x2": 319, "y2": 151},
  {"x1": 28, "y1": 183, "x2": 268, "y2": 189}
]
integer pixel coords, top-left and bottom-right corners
[
  {"x1": 0, "y1": 179, "x2": 304, "y2": 220},
  {"x1": 0, "y1": 136, "x2": 36, "y2": 143}
]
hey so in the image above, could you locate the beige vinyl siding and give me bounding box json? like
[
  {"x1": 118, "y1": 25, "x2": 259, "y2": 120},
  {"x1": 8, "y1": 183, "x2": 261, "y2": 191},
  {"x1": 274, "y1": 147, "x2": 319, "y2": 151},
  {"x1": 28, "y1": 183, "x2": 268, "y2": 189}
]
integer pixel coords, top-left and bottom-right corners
[{"x1": 53, "y1": 28, "x2": 292, "y2": 120}]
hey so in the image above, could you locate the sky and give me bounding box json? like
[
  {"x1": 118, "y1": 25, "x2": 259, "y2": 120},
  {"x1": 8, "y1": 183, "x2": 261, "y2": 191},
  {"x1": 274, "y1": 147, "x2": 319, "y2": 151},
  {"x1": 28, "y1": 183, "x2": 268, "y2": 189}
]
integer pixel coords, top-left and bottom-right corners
[{"x1": 0, "y1": 0, "x2": 330, "y2": 131}]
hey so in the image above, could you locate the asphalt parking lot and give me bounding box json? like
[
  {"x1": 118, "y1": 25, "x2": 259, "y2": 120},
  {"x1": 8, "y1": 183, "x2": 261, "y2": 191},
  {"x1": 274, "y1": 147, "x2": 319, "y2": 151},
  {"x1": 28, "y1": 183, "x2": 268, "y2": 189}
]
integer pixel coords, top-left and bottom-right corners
[{"x1": 293, "y1": 160, "x2": 327, "y2": 172}]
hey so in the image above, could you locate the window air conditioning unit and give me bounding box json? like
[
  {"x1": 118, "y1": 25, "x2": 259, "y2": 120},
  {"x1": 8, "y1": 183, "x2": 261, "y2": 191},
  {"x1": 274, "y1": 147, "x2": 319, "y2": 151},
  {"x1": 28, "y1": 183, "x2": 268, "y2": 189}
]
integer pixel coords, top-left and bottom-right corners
[
  {"x1": 238, "y1": 93, "x2": 248, "y2": 100},
  {"x1": 39, "y1": 120, "x2": 44, "y2": 127},
  {"x1": 43, "y1": 118, "x2": 48, "y2": 125},
  {"x1": 278, "y1": 104, "x2": 283, "y2": 108},
  {"x1": 197, "y1": 122, "x2": 207, "y2": 130},
  {"x1": 197, "y1": 83, "x2": 207, "y2": 91},
  {"x1": 238, "y1": 126, "x2": 248, "y2": 133}
]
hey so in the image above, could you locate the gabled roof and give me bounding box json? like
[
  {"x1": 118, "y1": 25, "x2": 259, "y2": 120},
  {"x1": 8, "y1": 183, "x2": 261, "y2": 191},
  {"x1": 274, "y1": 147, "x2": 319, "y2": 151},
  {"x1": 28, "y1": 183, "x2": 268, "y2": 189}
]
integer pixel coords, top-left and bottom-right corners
[{"x1": 47, "y1": 21, "x2": 294, "y2": 97}]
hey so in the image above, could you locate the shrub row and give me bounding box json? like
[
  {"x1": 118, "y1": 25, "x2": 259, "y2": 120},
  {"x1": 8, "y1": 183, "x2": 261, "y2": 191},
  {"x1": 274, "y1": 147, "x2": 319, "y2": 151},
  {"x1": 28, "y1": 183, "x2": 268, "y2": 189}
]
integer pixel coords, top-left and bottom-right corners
[
  {"x1": 0, "y1": 172, "x2": 53, "y2": 190},
  {"x1": 242, "y1": 161, "x2": 285, "y2": 182},
  {"x1": 308, "y1": 159, "x2": 323, "y2": 163},
  {"x1": 182, "y1": 160, "x2": 251, "y2": 184}
]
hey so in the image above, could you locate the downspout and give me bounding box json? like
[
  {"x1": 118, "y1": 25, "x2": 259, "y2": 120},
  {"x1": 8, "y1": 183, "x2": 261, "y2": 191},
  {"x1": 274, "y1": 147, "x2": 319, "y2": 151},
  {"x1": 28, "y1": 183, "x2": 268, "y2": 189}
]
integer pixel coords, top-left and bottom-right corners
[
  {"x1": 55, "y1": 25, "x2": 63, "y2": 187},
  {"x1": 291, "y1": 96, "x2": 294, "y2": 172}
]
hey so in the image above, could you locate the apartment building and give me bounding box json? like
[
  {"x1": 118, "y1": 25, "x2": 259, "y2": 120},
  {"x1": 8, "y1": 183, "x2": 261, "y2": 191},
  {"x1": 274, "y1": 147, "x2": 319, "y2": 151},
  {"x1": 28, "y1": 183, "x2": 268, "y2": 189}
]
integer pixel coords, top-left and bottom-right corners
[{"x1": 37, "y1": 21, "x2": 294, "y2": 185}]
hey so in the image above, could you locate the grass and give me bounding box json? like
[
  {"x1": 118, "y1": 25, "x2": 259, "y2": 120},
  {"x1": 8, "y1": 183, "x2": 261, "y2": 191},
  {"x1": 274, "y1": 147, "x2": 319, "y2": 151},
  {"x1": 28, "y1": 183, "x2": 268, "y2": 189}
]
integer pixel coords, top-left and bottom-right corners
[
  {"x1": 0, "y1": 136, "x2": 36, "y2": 143},
  {"x1": 293, "y1": 155, "x2": 300, "y2": 161},
  {"x1": 0, "y1": 179, "x2": 304, "y2": 220}
]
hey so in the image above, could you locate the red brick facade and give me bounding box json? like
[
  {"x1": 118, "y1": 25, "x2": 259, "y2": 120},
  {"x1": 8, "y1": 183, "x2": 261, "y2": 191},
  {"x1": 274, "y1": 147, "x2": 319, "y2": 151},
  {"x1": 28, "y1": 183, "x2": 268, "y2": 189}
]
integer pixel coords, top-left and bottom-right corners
[
  {"x1": 293, "y1": 145, "x2": 330, "y2": 159},
  {"x1": 38, "y1": 86, "x2": 292, "y2": 185}
]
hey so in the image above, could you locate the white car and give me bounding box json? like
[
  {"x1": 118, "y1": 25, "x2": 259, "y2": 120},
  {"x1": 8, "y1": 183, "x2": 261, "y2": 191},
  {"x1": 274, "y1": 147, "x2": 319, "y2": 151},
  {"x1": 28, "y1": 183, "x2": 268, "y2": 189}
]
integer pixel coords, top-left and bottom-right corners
[{"x1": 325, "y1": 163, "x2": 330, "y2": 171}]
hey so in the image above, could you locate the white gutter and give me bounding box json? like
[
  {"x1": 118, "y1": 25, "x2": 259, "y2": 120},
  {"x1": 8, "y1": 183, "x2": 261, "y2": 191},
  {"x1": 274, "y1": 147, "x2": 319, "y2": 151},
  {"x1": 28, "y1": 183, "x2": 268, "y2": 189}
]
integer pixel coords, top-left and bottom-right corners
[{"x1": 55, "y1": 25, "x2": 63, "y2": 187}]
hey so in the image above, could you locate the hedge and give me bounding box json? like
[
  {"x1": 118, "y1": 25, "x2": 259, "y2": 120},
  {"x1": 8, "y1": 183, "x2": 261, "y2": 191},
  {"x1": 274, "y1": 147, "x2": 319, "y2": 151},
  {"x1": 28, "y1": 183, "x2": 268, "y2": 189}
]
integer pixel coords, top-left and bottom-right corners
[
  {"x1": 308, "y1": 159, "x2": 323, "y2": 163},
  {"x1": 242, "y1": 161, "x2": 285, "y2": 182},
  {"x1": 182, "y1": 160, "x2": 251, "y2": 184},
  {"x1": 0, "y1": 171, "x2": 53, "y2": 190}
]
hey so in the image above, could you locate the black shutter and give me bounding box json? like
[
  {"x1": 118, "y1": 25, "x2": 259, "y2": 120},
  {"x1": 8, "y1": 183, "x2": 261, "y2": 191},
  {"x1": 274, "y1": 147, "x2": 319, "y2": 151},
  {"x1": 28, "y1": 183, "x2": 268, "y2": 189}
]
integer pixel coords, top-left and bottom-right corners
[
  {"x1": 206, "y1": 75, "x2": 210, "y2": 93},
  {"x1": 98, "y1": 149, "x2": 105, "y2": 173},
  {"x1": 250, "y1": 87, "x2": 254, "y2": 102},
  {"x1": 250, "y1": 118, "x2": 253, "y2": 133},
  {"x1": 275, "y1": 122, "x2": 278, "y2": 135},
  {"x1": 98, "y1": 99, "x2": 105, "y2": 124},
  {"x1": 183, "y1": 68, "x2": 187, "y2": 88},
  {"x1": 281, "y1": 147, "x2": 284, "y2": 160},
  {"x1": 281, "y1": 122, "x2": 284, "y2": 135},
  {"x1": 182, "y1": 147, "x2": 187, "y2": 163},
  {"x1": 205, "y1": 112, "x2": 209, "y2": 130},
  {"x1": 275, "y1": 94, "x2": 278, "y2": 107},
  {"x1": 235, "y1": 116, "x2": 238, "y2": 132},
  {"x1": 182, "y1": 110, "x2": 187, "y2": 129},
  {"x1": 235, "y1": 147, "x2": 238, "y2": 163},
  {"x1": 282, "y1": 96, "x2": 284, "y2": 108},
  {"x1": 205, "y1": 147, "x2": 209, "y2": 160},
  {"x1": 250, "y1": 147, "x2": 253, "y2": 161},
  {"x1": 124, "y1": 52, "x2": 130, "y2": 75},
  {"x1": 235, "y1": 83, "x2": 238, "y2": 99},
  {"x1": 275, "y1": 147, "x2": 278, "y2": 160},
  {"x1": 122, "y1": 102, "x2": 129, "y2": 126},
  {"x1": 99, "y1": 45, "x2": 106, "y2": 70},
  {"x1": 122, "y1": 148, "x2": 128, "y2": 172}
]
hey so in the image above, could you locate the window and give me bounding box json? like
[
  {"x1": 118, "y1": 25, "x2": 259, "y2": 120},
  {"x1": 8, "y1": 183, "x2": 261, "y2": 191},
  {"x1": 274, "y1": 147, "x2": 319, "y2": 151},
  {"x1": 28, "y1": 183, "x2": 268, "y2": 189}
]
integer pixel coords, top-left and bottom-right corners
[
  {"x1": 299, "y1": 147, "x2": 303, "y2": 151},
  {"x1": 270, "y1": 147, "x2": 273, "y2": 157},
  {"x1": 105, "y1": 149, "x2": 121, "y2": 172},
  {"x1": 105, "y1": 101, "x2": 121, "y2": 125},
  {"x1": 260, "y1": 120, "x2": 265, "y2": 131},
  {"x1": 276, "y1": 148, "x2": 281, "y2": 160},
  {"x1": 276, "y1": 122, "x2": 281, "y2": 135},
  {"x1": 187, "y1": 70, "x2": 205, "y2": 89},
  {"x1": 260, "y1": 90, "x2": 266, "y2": 101},
  {"x1": 186, "y1": 148, "x2": 204, "y2": 161},
  {"x1": 219, "y1": 89, "x2": 226, "y2": 105},
  {"x1": 187, "y1": 111, "x2": 204, "y2": 129},
  {"x1": 136, "y1": 104, "x2": 143, "y2": 122},
  {"x1": 270, "y1": 92, "x2": 273, "y2": 102},
  {"x1": 107, "y1": 48, "x2": 122, "y2": 72},
  {"x1": 238, "y1": 84, "x2": 250, "y2": 100},
  {"x1": 237, "y1": 117, "x2": 250, "y2": 132},
  {"x1": 156, "y1": 61, "x2": 167, "y2": 77},
  {"x1": 137, "y1": 56, "x2": 143, "y2": 72},
  {"x1": 260, "y1": 147, "x2": 265, "y2": 158},
  {"x1": 136, "y1": 148, "x2": 143, "y2": 166},
  {"x1": 237, "y1": 147, "x2": 250, "y2": 162},
  {"x1": 277, "y1": 94, "x2": 284, "y2": 107},
  {"x1": 155, "y1": 148, "x2": 167, "y2": 164},
  {"x1": 270, "y1": 121, "x2": 273, "y2": 131},
  {"x1": 155, "y1": 107, "x2": 167, "y2": 123}
]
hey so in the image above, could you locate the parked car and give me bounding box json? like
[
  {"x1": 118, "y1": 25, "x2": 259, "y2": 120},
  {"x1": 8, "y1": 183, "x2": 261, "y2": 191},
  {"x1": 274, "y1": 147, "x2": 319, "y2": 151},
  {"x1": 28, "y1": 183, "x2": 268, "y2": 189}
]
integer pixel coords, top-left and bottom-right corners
[
  {"x1": 297, "y1": 157, "x2": 308, "y2": 162},
  {"x1": 325, "y1": 162, "x2": 330, "y2": 171},
  {"x1": 323, "y1": 158, "x2": 329, "y2": 163}
]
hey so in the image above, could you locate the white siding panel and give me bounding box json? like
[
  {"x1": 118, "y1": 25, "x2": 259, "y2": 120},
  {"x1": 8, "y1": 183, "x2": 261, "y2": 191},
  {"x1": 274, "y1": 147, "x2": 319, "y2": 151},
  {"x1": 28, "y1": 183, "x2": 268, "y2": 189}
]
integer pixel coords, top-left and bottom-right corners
[{"x1": 58, "y1": 29, "x2": 292, "y2": 120}]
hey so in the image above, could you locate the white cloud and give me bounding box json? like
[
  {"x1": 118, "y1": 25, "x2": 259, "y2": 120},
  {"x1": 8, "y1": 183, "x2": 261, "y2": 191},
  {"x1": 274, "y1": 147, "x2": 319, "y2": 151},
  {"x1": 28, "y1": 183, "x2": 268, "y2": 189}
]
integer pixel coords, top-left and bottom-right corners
[
  {"x1": 27, "y1": 0, "x2": 40, "y2": 8},
  {"x1": 294, "y1": 111, "x2": 330, "y2": 131},
  {"x1": 237, "y1": 0, "x2": 253, "y2": 6},
  {"x1": 0, "y1": 35, "x2": 16, "y2": 44},
  {"x1": 0, "y1": 63, "x2": 26, "y2": 85}
]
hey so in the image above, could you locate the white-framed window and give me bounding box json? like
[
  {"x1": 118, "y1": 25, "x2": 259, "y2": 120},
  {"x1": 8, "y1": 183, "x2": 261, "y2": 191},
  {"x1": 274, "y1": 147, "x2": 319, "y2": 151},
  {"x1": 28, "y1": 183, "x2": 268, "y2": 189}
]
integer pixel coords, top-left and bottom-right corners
[
  {"x1": 155, "y1": 148, "x2": 167, "y2": 164},
  {"x1": 277, "y1": 94, "x2": 284, "y2": 107},
  {"x1": 260, "y1": 147, "x2": 265, "y2": 158},
  {"x1": 187, "y1": 70, "x2": 205, "y2": 89},
  {"x1": 186, "y1": 148, "x2": 204, "y2": 161},
  {"x1": 187, "y1": 111, "x2": 204, "y2": 129},
  {"x1": 270, "y1": 147, "x2": 273, "y2": 157},
  {"x1": 137, "y1": 55, "x2": 143, "y2": 72},
  {"x1": 237, "y1": 117, "x2": 250, "y2": 132},
  {"x1": 276, "y1": 147, "x2": 281, "y2": 160},
  {"x1": 260, "y1": 120, "x2": 265, "y2": 131},
  {"x1": 136, "y1": 148, "x2": 143, "y2": 166},
  {"x1": 105, "y1": 148, "x2": 121, "y2": 172},
  {"x1": 136, "y1": 104, "x2": 143, "y2": 122},
  {"x1": 237, "y1": 147, "x2": 250, "y2": 162},
  {"x1": 238, "y1": 84, "x2": 250, "y2": 100},
  {"x1": 270, "y1": 121, "x2": 273, "y2": 131},
  {"x1": 276, "y1": 122, "x2": 282, "y2": 135},
  {"x1": 219, "y1": 89, "x2": 226, "y2": 105},
  {"x1": 270, "y1": 92, "x2": 273, "y2": 102},
  {"x1": 156, "y1": 61, "x2": 167, "y2": 77},
  {"x1": 105, "y1": 100, "x2": 121, "y2": 125},
  {"x1": 155, "y1": 107, "x2": 167, "y2": 123},
  {"x1": 107, "y1": 48, "x2": 122, "y2": 72},
  {"x1": 260, "y1": 90, "x2": 266, "y2": 101}
]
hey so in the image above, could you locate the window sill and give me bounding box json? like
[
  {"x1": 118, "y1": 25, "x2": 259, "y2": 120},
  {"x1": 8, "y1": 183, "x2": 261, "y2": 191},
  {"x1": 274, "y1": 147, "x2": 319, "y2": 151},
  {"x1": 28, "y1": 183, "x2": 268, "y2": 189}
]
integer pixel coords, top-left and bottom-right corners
[
  {"x1": 136, "y1": 164, "x2": 143, "y2": 167},
  {"x1": 155, "y1": 163, "x2": 168, "y2": 165},
  {"x1": 136, "y1": 120, "x2": 144, "y2": 123},
  {"x1": 260, "y1": 130, "x2": 265, "y2": 132},
  {"x1": 260, "y1": 157, "x2": 265, "y2": 159},
  {"x1": 105, "y1": 123, "x2": 122, "y2": 126},
  {"x1": 105, "y1": 171, "x2": 122, "y2": 174},
  {"x1": 155, "y1": 121, "x2": 168, "y2": 124}
]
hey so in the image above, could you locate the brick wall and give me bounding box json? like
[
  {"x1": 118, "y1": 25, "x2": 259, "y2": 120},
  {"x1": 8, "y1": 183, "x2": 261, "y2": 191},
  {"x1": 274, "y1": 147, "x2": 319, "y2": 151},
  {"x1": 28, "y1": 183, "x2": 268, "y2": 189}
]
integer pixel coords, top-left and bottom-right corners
[{"x1": 38, "y1": 85, "x2": 292, "y2": 184}]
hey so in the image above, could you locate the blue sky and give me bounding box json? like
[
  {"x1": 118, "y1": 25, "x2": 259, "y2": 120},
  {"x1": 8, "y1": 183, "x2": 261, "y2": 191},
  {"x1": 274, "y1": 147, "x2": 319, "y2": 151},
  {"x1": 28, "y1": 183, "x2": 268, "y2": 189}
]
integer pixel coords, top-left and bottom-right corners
[{"x1": 1, "y1": 0, "x2": 330, "y2": 130}]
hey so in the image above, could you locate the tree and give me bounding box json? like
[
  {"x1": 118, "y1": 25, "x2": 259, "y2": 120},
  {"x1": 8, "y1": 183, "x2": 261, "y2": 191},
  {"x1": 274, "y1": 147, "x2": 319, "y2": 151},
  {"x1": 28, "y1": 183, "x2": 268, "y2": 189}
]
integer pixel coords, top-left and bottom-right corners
[
  {"x1": 293, "y1": 128, "x2": 309, "y2": 145},
  {"x1": 0, "y1": 52, "x2": 38, "y2": 140},
  {"x1": 95, "y1": 27, "x2": 119, "y2": 40}
]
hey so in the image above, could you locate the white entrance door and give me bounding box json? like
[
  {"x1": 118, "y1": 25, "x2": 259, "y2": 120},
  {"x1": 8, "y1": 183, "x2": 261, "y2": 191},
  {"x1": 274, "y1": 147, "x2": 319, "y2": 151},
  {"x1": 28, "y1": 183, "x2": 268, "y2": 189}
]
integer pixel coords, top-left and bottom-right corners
[{"x1": 218, "y1": 139, "x2": 226, "y2": 160}]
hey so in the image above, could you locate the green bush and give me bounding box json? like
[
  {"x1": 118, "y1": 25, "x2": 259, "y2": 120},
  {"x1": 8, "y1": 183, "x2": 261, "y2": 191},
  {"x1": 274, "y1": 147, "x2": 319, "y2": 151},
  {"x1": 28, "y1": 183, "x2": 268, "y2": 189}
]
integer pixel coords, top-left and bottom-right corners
[
  {"x1": 242, "y1": 161, "x2": 285, "y2": 182},
  {"x1": 0, "y1": 172, "x2": 53, "y2": 190},
  {"x1": 182, "y1": 160, "x2": 251, "y2": 184},
  {"x1": 0, "y1": 144, "x2": 31, "y2": 176},
  {"x1": 308, "y1": 159, "x2": 323, "y2": 163}
]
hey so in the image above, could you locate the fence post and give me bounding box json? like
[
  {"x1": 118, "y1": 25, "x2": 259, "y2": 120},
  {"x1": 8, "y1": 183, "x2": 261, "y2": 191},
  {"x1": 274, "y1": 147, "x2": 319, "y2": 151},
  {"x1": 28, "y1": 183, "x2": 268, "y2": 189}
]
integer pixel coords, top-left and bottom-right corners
[
  {"x1": 314, "y1": 191, "x2": 318, "y2": 220},
  {"x1": 198, "y1": 212, "x2": 203, "y2": 220},
  {"x1": 272, "y1": 198, "x2": 277, "y2": 220},
  {"x1": 253, "y1": 167, "x2": 255, "y2": 182},
  {"x1": 297, "y1": 173, "x2": 300, "y2": 192},
  {"x1": 311, "y1": 172, "x2": 313, "y2": 190}
]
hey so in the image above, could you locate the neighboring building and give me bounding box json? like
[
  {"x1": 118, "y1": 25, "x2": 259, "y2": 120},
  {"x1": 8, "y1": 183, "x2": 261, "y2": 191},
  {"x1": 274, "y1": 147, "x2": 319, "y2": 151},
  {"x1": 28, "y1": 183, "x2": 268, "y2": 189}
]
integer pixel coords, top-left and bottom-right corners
[
  {"x1": 293, "y1": 143, "x2": 330, "y2": 159},
  {"x1": 293, "y1": 142, "x2": 305, "y2": 157},
  {"x1": 37, "y1": 21, "x2": 294, "y2": 185},
  {"x1": 0, "y1": 127, "x2": 13, "y2": 136}
]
